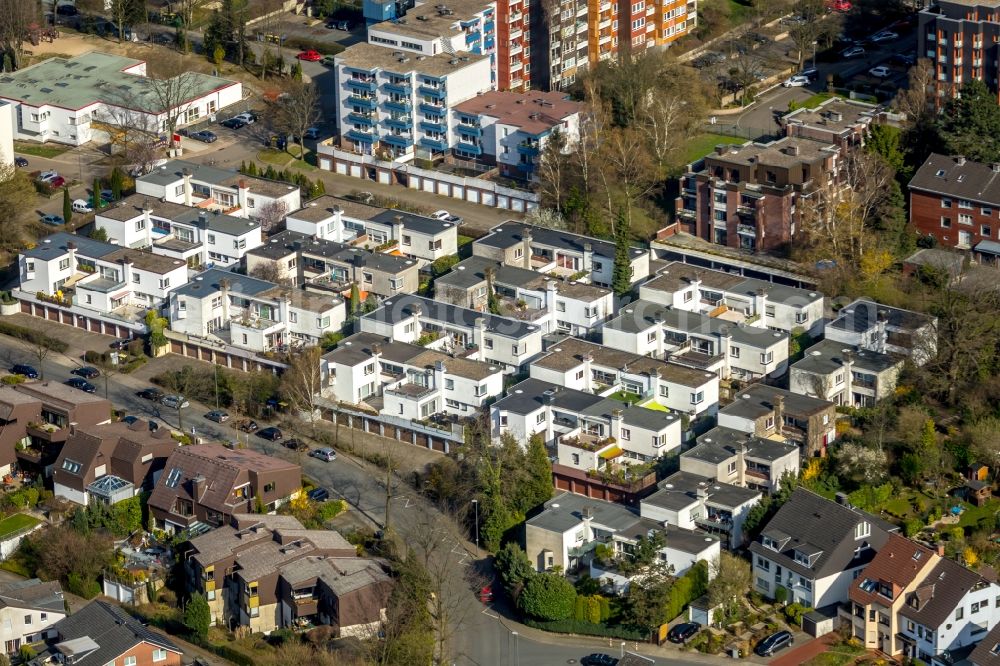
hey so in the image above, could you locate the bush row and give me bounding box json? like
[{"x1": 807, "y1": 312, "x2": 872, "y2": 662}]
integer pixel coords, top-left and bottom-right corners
[
  {"x1": 0, "y1": 321, "x2": 68, "y2": 352},
  {"x1": 522, "y1": 617, "x2": 648, "y2": 640}
]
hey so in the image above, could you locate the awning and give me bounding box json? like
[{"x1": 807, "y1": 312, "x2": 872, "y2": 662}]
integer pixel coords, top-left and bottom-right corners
[
  {"x1": 974, "y1": 239, "x2": 1000, "y2": 255},
  {"x1": 598, "y1": 445, "x2": 623, "y2": 460}
]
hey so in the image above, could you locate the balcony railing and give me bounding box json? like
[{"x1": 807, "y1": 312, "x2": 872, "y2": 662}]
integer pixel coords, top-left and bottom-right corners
[
  {"x1": 517, "y1": 141, "x2": 540, "y2": 155},
  {"x1": 347, "y1": 96, "x2": 377, "y2": 110},
  {"x1": 347, "y1": 79, "x2": 377, "y2": 93},
  {"x1": 384, "y1": 99, "x2": 412, "y2": 113},
  {"x1": 737, "y1": 224, "x2": 757, "y2": 236}
]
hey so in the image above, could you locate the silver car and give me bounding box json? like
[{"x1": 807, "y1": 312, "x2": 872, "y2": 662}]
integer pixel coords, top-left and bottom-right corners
[
  {"x1": 311, "y1": 447, "x2": 337, "y2": 462},
  {"x1": 161, "y1": 395, "x2": 189, "y2": 409}
]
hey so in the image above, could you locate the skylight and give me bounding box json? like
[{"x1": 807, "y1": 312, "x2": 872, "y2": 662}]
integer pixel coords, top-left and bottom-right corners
[{"x1": 165, "y1": 467, "x2": 183, "y2": 488}]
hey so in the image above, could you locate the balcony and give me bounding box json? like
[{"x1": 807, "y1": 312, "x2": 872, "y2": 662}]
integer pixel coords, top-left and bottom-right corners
[
  {"x1": 346, "y1": 129, "x2": 376, "y2": 143},
  {"x1": 737, "y1": 204, "x2": 756, "y2": 216},
  {"x1": 456, "y1": 141, "x2": 482, "y2": 155},
  {"x1": 384, "y1": 99, "x2": 412, "y2": 113},
  {"x1": 509, "y1": 60, "x2": 524, "y2": 72},
  {"x1": 347, "y1": 78, "x2": 377, "y2": 93},
  {"x1": 510, "y1": 27, "x2": 523, "y2": 39},
  {"x1": 484, "y1": 20, "x2": 495, "y2": 32},
  {"x1": 599, "y1": 33, "x2": 612, "y2": 45},
  {"x1": 78, "y1": 275, "x2": 127, "y2": 293},
  {"x1": 419, "y1": 85, "x2": 446, "y2": 100},
  {"x1": 599, "y1": 18, "x2": 611, "y2": 29},
  {"x1": 383, "y1": 81, "x2": 412, "y2": 95},
  {"x1": 737, "y1": 224, "x2": 757, "y2": 236},
  {"x1": 517, "y1": 141, "x2": 539, "y2": 155},
  {"x1": 510, "y1": 42, "x2": 523, "y2": 55},
  {"x1": 456, "y1": 123, "x2": 482, "y2": 137},
  {"x1": 382, "y1": 134, "x2": 414, "y2": 148},
  {"x1": 347, "y1": 112, "x2": 375, "y2": 126},
  {"x1": 419, "y1": 102, "x2": 446, "y2": 116},
  {"x1": 419, "y1": 120, "x2": 446, "y2": 133},
  {"x1": 385, "y1": 382, "x2": 436, "y2": 400},
  {"x1": 384, "y1": 115, "x2": 412, "y2": 129},
  {"x1": 745, "y1": 467, "x2": 771, "y2": 481},
  {"x1": 347, "y1": 96, "x2": 377, "y2": 110},
  {"x1": 696, "y1": 513, "x2": 734, "y2": 530},
  {"x1": 420, "y1": 137, "x2": 449, "y2": 152}
]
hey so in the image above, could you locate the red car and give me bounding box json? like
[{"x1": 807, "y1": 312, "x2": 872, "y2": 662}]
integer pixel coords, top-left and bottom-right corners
[
  {"x1": 296, "y1": 50, "x2": 322, "y2": 61},
  {"x1": 479, "y1": 585, "x2": 494, "y2": 603},
  {"x1": 49, "y1": 176, "x2": 66, "y2": 188},
  {"x1": 825, "y1": 0, "x2": 851, "y2": 10}
]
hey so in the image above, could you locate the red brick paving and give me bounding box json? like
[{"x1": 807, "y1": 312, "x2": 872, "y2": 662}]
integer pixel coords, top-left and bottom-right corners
[{"x1": 768, "y1": 633, "x2": 840, "y2": 666}]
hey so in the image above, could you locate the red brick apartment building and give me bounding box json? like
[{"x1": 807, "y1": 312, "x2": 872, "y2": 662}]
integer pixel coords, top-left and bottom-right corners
[
  {"x1": 674, "y1": 136, "x2": 841, "y2": 253},
  {"x1": 909, "y1": 153, "x2": 1000, "y2": 263}
]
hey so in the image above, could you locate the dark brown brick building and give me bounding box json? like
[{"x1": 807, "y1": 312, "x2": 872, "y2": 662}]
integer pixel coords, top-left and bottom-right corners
[
  {"x1": 908, "y1": 153, "x2": 1000, "y2": 262},
  {"x1": 674, "y1": 136, "x2": 841, "y2": 253}
]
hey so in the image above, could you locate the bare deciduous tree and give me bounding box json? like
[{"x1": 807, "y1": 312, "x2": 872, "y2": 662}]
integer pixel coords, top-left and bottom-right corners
[
  {"x1": 0, "y1": 0, "x2": 34, "y2": 69},
  {"x1": 143, "y1": 61, "x2": 212, "y2": 149},
  {"x1": 254, "y1": 200, "x2": 288, "y2": 233},
  {"x1": 268, "y1": 81, "x2": 322, "y2": 161},
  {"x1": 175, "y1": 0, "x2": 210, "y2": 53},
  {"x1": 0, "y1": 162, "x2": 35, "y2": 251},
  {"x1": 279, "y1": 345, "x2": 324, "y2": 437}
]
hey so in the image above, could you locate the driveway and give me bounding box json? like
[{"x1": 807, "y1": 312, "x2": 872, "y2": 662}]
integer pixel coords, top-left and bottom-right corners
[{"x1": 767, "y1": 633, "x2": 838, "y2": 666}]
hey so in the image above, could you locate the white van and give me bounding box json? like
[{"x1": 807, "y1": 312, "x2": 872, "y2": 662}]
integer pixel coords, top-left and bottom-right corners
[{"x1": 71, "y1": 199, "x2": 93, "y2": 214}]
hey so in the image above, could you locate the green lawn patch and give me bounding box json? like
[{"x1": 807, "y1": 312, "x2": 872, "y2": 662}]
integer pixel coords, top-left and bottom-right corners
[
  {"x1": 608, "y1": 391, "x2": 642, "y2": 404},
  {"x1": 803, "y1": 642, "x2": 866, "y2": 666},
  {"x1": 726, "y1": 0, "x2": 753, "y2": 24},
  {"x1": 256, "y1": 149, "x2": 293, "y2": 167},
  {"x1": 0, "y1": 513, "x2": 41, "y2": 539},
  {"x1": 958, "y1": 499, "x2": 1000, "y2": 529},
  {"x1": 639, "y1": 400, "x2": 668, "y2": 412},
  {"x1": 458, "y1": 234, "x2": 474, "y2": 247},
  {"x1": 883, "y1": 496, "x2": 912, "y2": 518},
  {"x1": 14, "y1": 142, "x2": 71, "y2": 159},
  {"x1": 680, "y1": 133, "x2": 744, "y2": 166},
  {"x1": 801, "y1": 92, "x2": 838, "y2": 109}
]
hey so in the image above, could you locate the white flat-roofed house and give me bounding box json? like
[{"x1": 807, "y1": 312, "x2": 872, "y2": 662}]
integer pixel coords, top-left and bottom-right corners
[
  {"x1": 680, "y1": 426, "x2": 800, "y2": 495},
  {"x1": 602, "y1": 300, "x2": 790, "y2": 382},
  {"x1": 0, "y1": 52, "x2": 242, "y2": 147},
  {"x1": 639, "y1": 261, "x2": 826, "y2": 337},
  {"x1": 284, "y1": 197, "x2": 459, "y2": 266},
  {"x1": 18, "y1": 232, "x2": 188, "y2": 316},
  {"x1": 825, "y1": 299, "x2": 937, "y2": 367},
  {"x1": 527, "y1": 337, "x2": 719, "y2": 419},
  {"x1": 94, "y1": 194, "x2": 262, "y2": 267},
  {"x1": 320, "y1": 332, "x2": 504, "y2": 417},
  {"x1": 358, "y1": 293, "x2": 544, "y2": 373},
  {"x1": 168, "y1": 268, "x2": 346, "y2": 353},
  {"x1": 136, "y1": 160, "x2": 301, "y2": 222},
  {"x1": 790, "y1": 340, "x2": 904, "y2": 408}
]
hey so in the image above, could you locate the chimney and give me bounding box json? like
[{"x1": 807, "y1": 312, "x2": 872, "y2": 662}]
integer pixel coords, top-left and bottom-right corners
[
  {"x1": 715, "y1": 144, "x2": 728, "y2": 156},
  {"x1": 332, "y1": 205, "x2": 344, "y2": 243},
  {"x1": 785, "y1": 144, "x2": 800, "y2": 156},
  {"x1": 718, "y1": 325, "x2": 732, "y2": 377},
  {"x1": 773, "y1": 394, "x2": 785, "y2": 434},
  {"x1": 182, "y1": 167, "x2": 192, "y2": 206},
  {"x1": 237, "y1": 179, "x2": 249, "y2": 214},
  {"x1": 219, "y1": 278, "x2": 231, "y2": 322},
  {"x1": 655, "y1": 366, "x2": 668, "y2": 404},
  {"x1": 610, "y1": 408, "x2": 623, "y2": 441},
  {"x1": 474, "y1": 316, "x2": 486, "y2": 350},
  {"x1": 65, "y1": 241, "x2": 77, "y2": 271},
  {"x1": 582, "y1": 352, "x2": 594, "y2": 392},
  {"x1": 198, "y1": 211, "x2": 207, "y2": 228},
  {"x1": 937, "y1": 542, "x2": 945, "y2": 557},
  {"x1": 583, "y1": 242, "x2": 594, "y2": 273},
  {"x1": 522, "y1": 230, "x2": 533, "y2": 269},
  {"x1": 737, "y1": 442, "x2": 747, "y2": 486},
  {"x1": 410, "y1": 305, "x2": 423, "y2": 343},
  {"x1": 142, "y1": 199, "x2": 153, "y2": 247},
  {"x1": 696, "y1": 483, "x2": 709, "y2": 500},
  {"x1": 956, "y1": 155, "x2": 967, "y2": 166},
  {"x1": 371, "y1": 342, "x2": 382, "y2": 358},
  {"x1": 654, "y1": 315, "x2": 665, "y2": 358},
  {"x1": 581, "y1": 506, "x2": 594, "y2": 540},
  {"x1": 192, "y1": 474, "x2": 206, "y2": 500},
  {"x1": 434, "y1": 359, "x2": 447, "y2": 390},
  {"x1": 753, "y1": 287, "x2": 768, "y2": 327},
  {"x1": 835, "y1": 491, "x2": 849, "y2": 506},
  {"x1": 546, "y1": 279, "x2": 558, "y2": 316},
  {"x1": 392, "y1": 214, "x2": 405, "y2": 244},
  {"x1": 830, "y1": 111, "x2": 843, "y2": 122},
  {"x1": 842, "y1": 349, "x2": 854, "y2": 408},
  {"x1": 876, "y1": 309, "x2": 889, "y2": 353}
]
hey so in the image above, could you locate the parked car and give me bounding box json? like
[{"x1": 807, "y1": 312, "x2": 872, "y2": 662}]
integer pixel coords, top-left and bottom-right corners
[
  {"x1": 137, "y1": 387, "x2": 164, "y2": 401},
  {"x1": 825, "y1": 0, "x2": 851, "y2": 11},
  {"x1": 800, "y1": 67, "x2": 819, "y2": 80},
  {"x1": 335, "y1": 20, "x2": 351, "y2": 30},
  {"x1": 122, "y1": 415, "x2": 140, "y2": 425},
  {"x1": 71, "y1": 199, "x2": 93, "y2": 214},
  {"x1": 38, "y1": 171, "x2": 60, "y2": 183},
  {"x1": 283, "y1": 438, "x2": 306, "y2": 451},
  {"x1": 48, "y1": 176, "x2": 66, "y2": 188},
  {"x1": 233, "y1": 112, "x2": 257, "y2": 124},
  {"x1": 71, "y1": 366, "x2": 100, "y2": 379},
  {"x1": 870, "y1": 30, "x2": 899, "y2": 43},
  {"x1": 257, "y1": 426, "x2": 283, "y2": 441},
  {"x1": 56, "y1": 3, "x2": 79, "y2": 15},
  {"x1": 160, "y1": 395, "x2": 189, "y2": 409},
  {"x1": 479, "y1": 584, "x2": 494, "y2": 602},
  {"x1": 891, "y1": 53, "x2": 916, "y2": 66},
  {"x1": 303, "y1": 127, "x2": 320, "y2": 140},
  {"x1": 782, "y1": 75, "x2": 810, "y2": 87},
  {"x1": 188, "y1": 130, "x2": 217, "y2": 143},
  {"x1": 311, "y1": 447, "x2": 337, "y2": 462},
  {"x1": 754, "y1": 630, "x2": 794, "y2": 657},
  {"x1": 39, "y1": 214, "x2": 65, "y2": 226},
  {"x1": 14, "y1": 156, "x2": 27, "y2": 167},
  {"x1": 10, "y1": 364, "x2": 38, "y2": 379},
  {"x1": 841, "y1": 46, "x2": 865, "y2": 58},
  {"x1": 220, "y1": 117, "x2": 246, "y2": 130},
  {"x1": 868, "y1": 65, "x2": 891, "y2": 78},
  {"x1": 205, "y1": 410, "x2": 230, "y2": 423},
  {"x1": 667, "y1": 622, "x2": 702, "y2": 644},
  {"x1": 321, "y1": 55, "x2": 337, "y2": 67},
  {"x1": 307, "y1": 487, "x2": 330, "y2": 502},
  {"x1": 580, "y1": 655, "x2": 618, "y2": 666},
  {"x1": 430, "y1": 210, "x2": 462, "y2": 223},
  {"x1": 65, "y1": 377, "x2": 96, "y2": 393},
  {"x1": 236, "y1": 418, "x2": 259, "y2": 432},
  {"x1": 296, "y1": 50, "x2": 322, "y2": 61}
]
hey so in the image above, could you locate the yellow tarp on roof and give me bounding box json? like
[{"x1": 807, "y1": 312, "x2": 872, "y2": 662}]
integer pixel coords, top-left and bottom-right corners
[{"x1": 599, "y1": 445, "x2": 623, "y2": 459}]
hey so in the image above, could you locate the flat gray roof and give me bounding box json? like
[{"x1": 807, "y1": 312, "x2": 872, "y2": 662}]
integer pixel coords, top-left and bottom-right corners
[
  {"x1": 335, "y1": 43, "x2": 488, "y2": 78},
  {"x1": 363, "y1": 293, "x2": 540, "y2": 339}
]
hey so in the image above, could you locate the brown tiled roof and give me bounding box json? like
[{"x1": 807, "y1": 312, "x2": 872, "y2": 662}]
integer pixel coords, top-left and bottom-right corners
[
  {"x1": 454, "y1": 91, "x2": 581, "y2": 135},
  {"x1": 909, "y1": 153, "x2": 1000, "y2": 204},
  {"x1": 899, "y1": 558, "x2": 992, "y2": 628},
  {"x1": 849, "y1": 534, "x2": 936, "y2": 606},
  {"x1": 969, "y1": 623, "x2": 1000, "y2": 666}
]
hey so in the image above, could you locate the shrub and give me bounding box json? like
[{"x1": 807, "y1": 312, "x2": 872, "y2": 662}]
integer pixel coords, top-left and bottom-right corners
[
  {"x1": 66, "y1": 573, "x2": 101, "y2": 599},
  {"x1": 666, "y1": 560, "x2": 709, "y2": 620},
  {"x1": 773, "y1": 585, "x2": 788, "y2": 605},
  {"x1": 518, "y1": 573, "x2": 576, "y2": 621},
  {"x1": 0, "y1": 375, "x2": 25, "y2": 385},
  {"x1": 783, "y1": 602, "x2": 812, "y2": 627},
  {"x1": 521, "y1": 618, "x2": 647, "y2": 640},
  {"x1": 183, "y1": 592, "x2": 211, "y2": 639},
  {"x1": 0, "y1": 321, "x2": 68, "y2": 352}
]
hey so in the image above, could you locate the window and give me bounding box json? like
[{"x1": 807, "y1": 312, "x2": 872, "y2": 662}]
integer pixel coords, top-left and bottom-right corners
[
  {"x1": 941, "y1": 216, "x2": 952, "y2": 228},
  {"x1": 683, "y1": 290, "x2": 693, "y2": 303},
  {"x1": 445, "y1": 378, "x2": 454, "y2": 390},
  {"x1": 484, "y1": 338, "x2": 493, "y2": 350},
  {"x1": 959, "y1": 213, "x2": 974, "y2": 225},
  {"x1": 58, "y1": 257, "x2": 70, "y2": 271},
  {"x1": 363, "y1": 272, "x2": 373, "y2": 284},
  {"x1": 765, "y1": 305, "x2": 775, "y2": 318},
  {"x1": 983, "y1": 207, "x2": 993, "y2": 216},
  {"x1": 972, "y1": 602, "x2": 981, "y2": 614},
  {"x1": 593, "y1": 261, "x2": 603, "y2": 271},
  {"x1": 135, "y1": 218, "x2": 146, "y2": 231},
  {"x1": 61, "y1": 459, "x2": 82, "y2": 474},
  {"x1": 159, "y1": 277, "x2": 170, "y2": 289},
  {"x1": 760, "y1": 351, "x2": 773, "y2": 364},
  {"x1": 499, "y1": 414, "x2": 508, "y2": 427},
  {"x1": 124, "y1": 657, "x2": 137, "y2": 666},
  {"x1": 248, "y1": 198, "x2": 255, "y2": 209},
  {"x1": 730, "y1": 346, "x2": 740, "y2": 358},
  {"x1": 855, "y1": 521, "x2": 871, "y2": 539},
  {"x1": 727, "y1": 461, "x2": 737, "y2": 474},
  {"x1": 556, "y1": 300, "x2": 566, "y2": 312},
  {"x1": 514, "y1": 247, "x2": 523, "y2": 259},
  {"x1": 208, "y1": 234, "x2": 216, "y2": 244},
  {"x1": 756, "y1": 555, "x2": 770, "y2": 571},
  {"x1": 152, "y1": 649, "x2": 168, "y2": 662},
  {"x1": 620, "y1": 428, "x2": 630, "y2": 441},
  {"x1": 40, "y1": 613, "x2": 46, "y2": 622},
  {"x1": 233, "y1": 238, "x2": 246, "y2": 250},
  {"x1": 23, "y1": 615, "x2": 30, "y2": 625},
  {"x1": 512, "y1": 344, "x2": 520, "y2": 356},
  {"x1": 957, "y1": 606, "x2": 966, "y2": 619},
  {"x1": 178, "y1": 300, "x2": 186, "y2": 312},
  {"x1": 364, "y1": 363, "x2": 376, "y2": 376},
  {"x1": 575, "y1": 370, "x2": 584, "y2": 380},
  {"x1": 983, "y1": 225, "x2": 992, "y2": 237},
  {"x1": 959, "y1": 199, "x2": 973, "y2": 209},
  {"x1": 690, "y1": 391, "x2": 704, "y2": 405},
  {"x1": 536, "y1": 412, "x2": 545, "y2": 424},
  {"x1": 941, "y1": 197, "x2": 952, "y2": 208},
  {"x1": 659, "y1": 385, "x2": 669, "y2": 397}
]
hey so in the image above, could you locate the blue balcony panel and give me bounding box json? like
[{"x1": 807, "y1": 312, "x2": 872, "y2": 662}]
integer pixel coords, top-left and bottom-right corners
[
  {"x1": 456, "y1": 142, "x2": 482, "y2": 155},
  {"x1": 346, "y1": 130, "x2": 376, "y2": 143},
  {"x1": 456, "y1": 124, "x2": 482, "y2": 137},
  {"x1": 347, "y1": 113, "x2": 376, "y2": 126},
  {"x1": 419, "y1": 103, "x2": 446, "y2": 117},
  {"x1": 348, "y1": 96, "x2": 377, "y2": 110},
  {"x1": 483, "y1": 20, "x2": 495, "y2": 32},
  {"x1": 419, "y1": 85, "x2": 446, "y2": 100},
  {"x1": 384, "y1": 117, "x2": 412, "y2": 129},
  {"x1": 420, "y1": 137, "x2": 448, "y2": 152},
  {"x1": 517, "y1": 143, "x2": 540, "y2": 155},
  {"x1": 419, "y1": 120, "x2": 446, "y2": 133},
  {"x1": 383, "y1": 99, "x2": 412, "y2": 113},
  {"x1": 347, "y1": 79, "x2": 377, "y2": 93},
  {"x1": 383, "y1": 82, "x2": 412, "y2": 95},
  {"x1": 382, "y1": 134, "x2": 414, "y2": 148}
]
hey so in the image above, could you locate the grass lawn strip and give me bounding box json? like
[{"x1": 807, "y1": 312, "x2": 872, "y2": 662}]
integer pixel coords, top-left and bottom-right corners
[{"x1": 0, "y1": 513, "x2": 41, "y2": 539}]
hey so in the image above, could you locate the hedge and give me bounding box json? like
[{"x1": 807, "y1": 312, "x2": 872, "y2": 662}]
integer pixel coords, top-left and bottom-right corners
[
  {"x1": 0, "y1": 321, "x2": 68, "y2": 352},
  {"x1": 666, "y1": 560, "x2": 710, "y2": 621},
  {"x1": 523, "y1": 618, "x2": 648, "y2": 640}
]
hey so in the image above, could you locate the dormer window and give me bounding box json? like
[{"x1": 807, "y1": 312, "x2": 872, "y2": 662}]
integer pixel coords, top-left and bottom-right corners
[
  {"x1": 762, "y1": 536, "x2": 779, "y2": 551},
  {"x1": 855, "y1": 521, "x2": 870, "y2": 539}
]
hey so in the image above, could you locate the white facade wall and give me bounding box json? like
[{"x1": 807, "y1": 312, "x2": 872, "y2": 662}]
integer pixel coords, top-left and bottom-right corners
[
  {"x1": 663, "y1": 541, "x2": 720, "y2": 578},
  {"x1": 0, "y1": 101, "x2": 14, "y2": 167},
  {"x1": 53, "y1": 483, "x2": 86, "y2": 506},
  {"x1": 0, "y1": 604, "x2": 64, "y2": 650}
]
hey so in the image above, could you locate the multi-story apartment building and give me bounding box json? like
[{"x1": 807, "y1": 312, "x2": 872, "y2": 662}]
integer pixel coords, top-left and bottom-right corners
[
  {"x1": 601, "y1": 300, "x2": 790, "y2": 381},
  {"x1": 526, "y1": 336, "x2": 719, "y2": 418},
  {"x1": 909, "y1": 153, "x2": 1000, "y2": 261},
  {"x1": 333, "y1": 43, "x2": 492, "y2": 161},
  {"x1": 535, "y1": 0, "x2": 589, "y2": 90},
  {"x1": 136, "y1": 160, "x2": 302, "y2": 221},
  {"x1": 358, "y1": 293, "x2": 545, "y2": 372},
  {"x1": 19, "y1": 232, "x2": 189, "y2": 315},
  {"x1": 245, "y1": 230, "x2": 421, "y2": 299},
  {"x1": 917, "y1": 0, "x2": 1000, "y2": 104},
  {"x1": 680, "y1": 426, "x2": 800, "y2": 495},
  {"x1": 284, "y1": 196, "x2": 459, "y2": 265},
  {"x1": 583, "y1": 0, "x2": 695, "y2": 67},
  {"x1": 781, "y1": 97, "x2": 880, "y2": 151},
  {"x1": 148, "y1": 445, "x2": 301, "y2": 533},
  {"x1": 492, "y1": 378, "x2": 684, "y2": 459},
  {"x1": 451, "y1": 90, "x2": 581, "y2": 179},
  {"x1": 94, "y1": 195, "x2": 263, "y2": 267},
  {"x1": 639, "y1": 261, "x2": 825, "y2": 336},
  {"x1": 434, "y1": 256, "x2": 613, "y2": 336},
  {"x1": 640, "y1": 470, "x2": 760, "y2": 550},
  {"x1": 718, "y1": 384, "x2": 836, "y2": 458},
  {"x1": 320, "y1": 332, "x2": 505, "y2": 417},
  {"x1": 473, "y1": 222, "x2": 651, "y2": 288},
  {"x1": 168, "y1": 268, "x2": 347, "y2": 353},
  {"x1": 0, "y1": 52, "x2": 242, "y2": 147},
  {"x1": 675, "y1": 136, "x2": 841, "y2": 253},
  {"x1": 826, "y1": 299, "x2": 938, "y2": 367},
  {"x1": 790, "y1": 340, "x2": 903, "y2": 408}
]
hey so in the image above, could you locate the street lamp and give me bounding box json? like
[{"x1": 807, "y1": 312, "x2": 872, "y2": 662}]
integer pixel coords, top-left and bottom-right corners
[
  {"x1": 620, "y1": 641, "x2": 626, "y2": 658},
  {"x1": 510, "y1": 631, "x2": 519, "y2": 666},
  {"x1": 471, "y1": 498, "x2": 479, "y2": 555}
]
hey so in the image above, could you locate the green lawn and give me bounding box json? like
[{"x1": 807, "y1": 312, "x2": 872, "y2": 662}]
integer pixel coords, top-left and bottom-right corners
[
  {"x1": 640, "y1": 400, "x2": 668, "y2": 412},
  {"x1": 458, "y1": 234, "x2": 474, "y2": 247},
  {"x1": 726, "y1": 0, "x2": 753, "y2": 24},
  {"x1": 958, "y1": 498, "x2": 1000, "y2": 529},
  {"x1": 680, "y1": 133, "x2": 743, "y2": 166},
  {"x1": 14, "y1": 142, "x2": 71, "y2": 159},
  {"x1": 0, "y1": 513, "x2": 41, "y2": 540},
  {"x1": 608, "y1": 391, "x2": 642, "y2": 404},
  {"x1": 801, "y1": 92, "x2": 838, "y2": 109},
  {"x1": 803, "y1": 641, "x2": 866, "y2": 666}
]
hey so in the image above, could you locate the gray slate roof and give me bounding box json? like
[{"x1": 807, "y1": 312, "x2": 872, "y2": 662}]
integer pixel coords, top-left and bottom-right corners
[
  {"x1": 363, "y1": 293, "x2": 540, "y2": 339},
  {"x1": 828, "y1": 299, "x2": 934, "y2": 333},
  {"x1": 604, "y1": 300, "x2": 789, "y2": 347},
  {"x1": 0, "y1": 578, "x2": 64, "y2": 613},
  {"x1": 748, "y1": 488, "x2": 897, "y2": 580},
  {"x1": 22, "y1": 232, "x2": 119, "y2": 261},
  {"x1": 909, "y1": 153, "x2": 1000, "y2": 204},
  {"x1": 48, "y1": 600, "x2": 180, "y2": 665},
  {"x1": 171, "y1": 267, "x2": 275, "y2": 299},
  {"x1": 689, "y1": 426, "x2": 799, "y2": 463},
  {"x1": 898, "y1": 557, "x2": 993, "y2": 629},
  {"x1": 476, "y1": 222, "x2": 646, "y2": 261},
  {"x1": 249, "y1": 230, "x2": 417, "y2": 274},
  {"x1": 721, "y1": 384, "x2": 833, "y2": 420},
  {"x1": 792, "y1": 340, "x2": 902, "y2": 376},
  {"x1": 642, "y1": 471, "x2": 760, "y2": 512}
]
